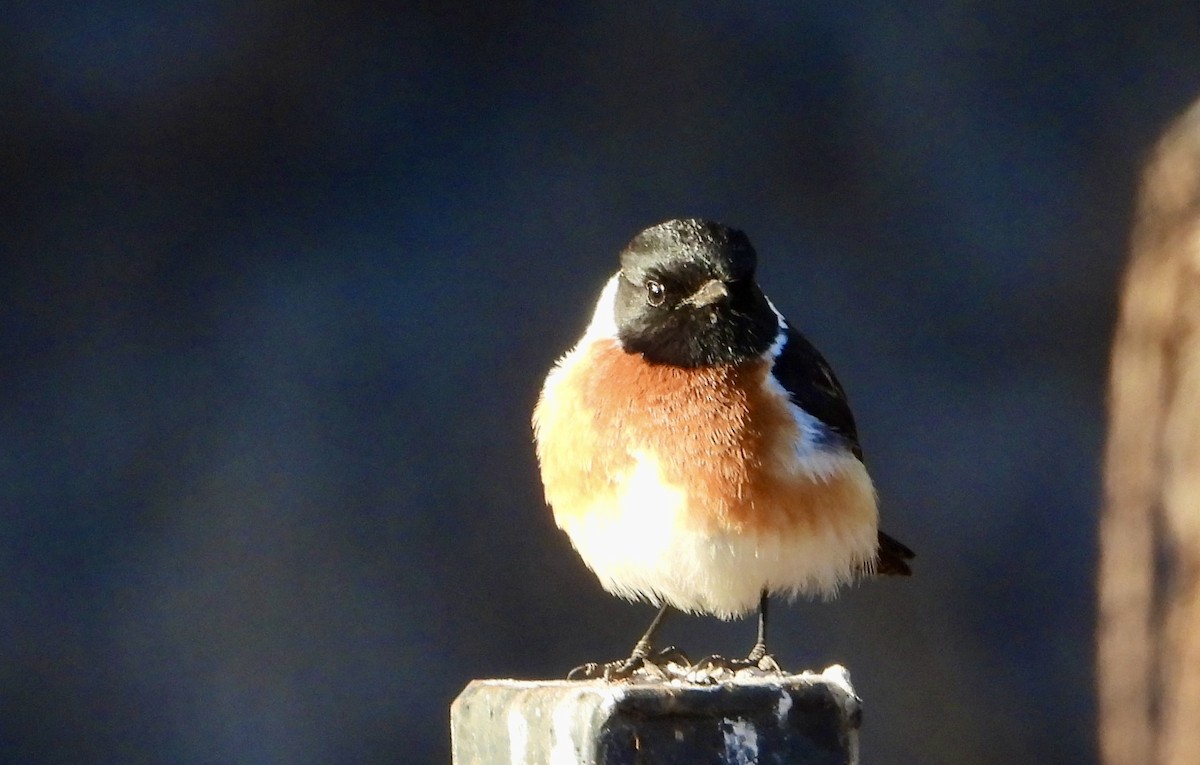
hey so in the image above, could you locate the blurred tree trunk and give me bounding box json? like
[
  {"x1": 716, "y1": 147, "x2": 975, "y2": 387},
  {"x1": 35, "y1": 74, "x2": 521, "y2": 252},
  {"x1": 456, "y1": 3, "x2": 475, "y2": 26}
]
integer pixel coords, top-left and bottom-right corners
[{"x1": 1099, "y1": 97, "x2": 1200, "y2": 765}]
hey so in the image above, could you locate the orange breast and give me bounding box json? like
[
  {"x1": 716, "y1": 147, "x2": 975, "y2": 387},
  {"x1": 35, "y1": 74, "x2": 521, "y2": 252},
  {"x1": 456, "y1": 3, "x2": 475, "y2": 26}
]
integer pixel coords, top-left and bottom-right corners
[{"x1": 534, "y1": 339, "x2": 865, "y2": 535}]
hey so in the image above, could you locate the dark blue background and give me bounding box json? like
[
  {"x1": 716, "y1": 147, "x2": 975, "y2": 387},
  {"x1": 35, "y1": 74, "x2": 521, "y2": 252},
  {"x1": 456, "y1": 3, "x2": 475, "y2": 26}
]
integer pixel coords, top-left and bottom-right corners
[{"x1": 3, "y1": 3, "x2": 1197, "y2": 763}]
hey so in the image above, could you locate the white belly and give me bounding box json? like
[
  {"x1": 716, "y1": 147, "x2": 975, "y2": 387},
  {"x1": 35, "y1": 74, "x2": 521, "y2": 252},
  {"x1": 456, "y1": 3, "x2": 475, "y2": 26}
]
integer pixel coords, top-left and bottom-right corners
[{"x1": 556, "y1": 451, "x2": 878, "y2": 619}]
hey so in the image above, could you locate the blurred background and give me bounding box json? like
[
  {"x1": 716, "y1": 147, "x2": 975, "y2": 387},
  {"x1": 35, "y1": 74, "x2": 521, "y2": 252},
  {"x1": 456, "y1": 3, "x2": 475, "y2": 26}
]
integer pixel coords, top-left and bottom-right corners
[{"x1": 3, "y1": 3, "x2": 1199, "y2": 763}]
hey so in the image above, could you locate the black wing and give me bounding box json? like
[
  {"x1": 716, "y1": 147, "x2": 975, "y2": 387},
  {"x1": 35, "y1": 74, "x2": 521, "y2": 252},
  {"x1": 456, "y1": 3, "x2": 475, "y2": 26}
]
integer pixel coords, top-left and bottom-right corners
[
  {"x1": 769, "y1": 324, "x2": 862, "y2": 458},
  {"x1": 771, "y1": 323, "x2": 915, "y2": 576}
]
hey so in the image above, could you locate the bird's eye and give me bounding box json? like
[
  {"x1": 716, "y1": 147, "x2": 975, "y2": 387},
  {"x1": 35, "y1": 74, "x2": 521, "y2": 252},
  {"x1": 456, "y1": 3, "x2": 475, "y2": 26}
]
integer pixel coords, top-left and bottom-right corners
[{"x1": 646, "y1": 280, "x2": 666, "y2": 307}]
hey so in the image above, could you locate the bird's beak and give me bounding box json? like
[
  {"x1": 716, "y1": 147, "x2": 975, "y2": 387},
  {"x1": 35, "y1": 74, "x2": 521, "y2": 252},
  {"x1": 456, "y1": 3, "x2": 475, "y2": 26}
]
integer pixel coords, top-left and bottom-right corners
[{"x1": 686, "y1": 279, "x2": 729, "y2": 308}]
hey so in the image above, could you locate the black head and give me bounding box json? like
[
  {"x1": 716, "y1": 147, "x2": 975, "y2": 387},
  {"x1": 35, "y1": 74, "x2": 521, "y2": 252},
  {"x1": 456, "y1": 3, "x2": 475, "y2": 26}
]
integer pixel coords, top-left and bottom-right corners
[{"x1": 614, "y1": 219, "x2": 779, "y2": 367}]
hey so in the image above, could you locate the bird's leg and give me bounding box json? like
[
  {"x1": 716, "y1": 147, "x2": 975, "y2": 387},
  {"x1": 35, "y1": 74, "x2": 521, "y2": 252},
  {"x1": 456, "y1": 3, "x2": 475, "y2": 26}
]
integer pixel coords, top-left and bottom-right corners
[
  {"x1": 690, "y1": 590, "x2": 782, "y2": 678},
  {"x1": 568, "y1": 604, "x2": 688, "y2": 680},
  {"x1": 744, "y1": 590, "x2": 781, "y2": 671}
]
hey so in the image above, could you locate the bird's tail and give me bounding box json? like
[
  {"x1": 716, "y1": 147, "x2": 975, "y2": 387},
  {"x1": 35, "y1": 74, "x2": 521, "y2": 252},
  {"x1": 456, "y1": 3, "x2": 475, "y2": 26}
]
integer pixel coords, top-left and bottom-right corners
[{"x1": 875, "y1": 531, "x2": 915, "y2": 576}]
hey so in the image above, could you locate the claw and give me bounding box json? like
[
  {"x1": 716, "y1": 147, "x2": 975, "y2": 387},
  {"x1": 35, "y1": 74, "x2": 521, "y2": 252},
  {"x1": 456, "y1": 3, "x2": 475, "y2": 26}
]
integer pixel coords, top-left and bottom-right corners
[
  {"x1": 567, "y1": 646, "x2": 691, "y2": 681},
  {"x1": 687, "y1": 651, "x2": 784, "y2": 683},
  {"x1": 567, "y1": 662, "x2": 604, "y2": 681},
  {"x1": 754, "y1": 653, "x2": 782, "y2": 673},
  {"x1": 651, "y1": 645, "x2": 690, "y2": 667},
  {"x1": 744, "y1": 642, "x2": 781, "y2": 672}
]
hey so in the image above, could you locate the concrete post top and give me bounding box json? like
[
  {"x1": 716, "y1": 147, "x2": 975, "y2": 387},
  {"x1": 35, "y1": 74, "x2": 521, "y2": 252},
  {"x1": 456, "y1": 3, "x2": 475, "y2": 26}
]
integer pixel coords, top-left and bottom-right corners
[{"x1": 452, "y1": 665, "x2": 863, "y2": 765}]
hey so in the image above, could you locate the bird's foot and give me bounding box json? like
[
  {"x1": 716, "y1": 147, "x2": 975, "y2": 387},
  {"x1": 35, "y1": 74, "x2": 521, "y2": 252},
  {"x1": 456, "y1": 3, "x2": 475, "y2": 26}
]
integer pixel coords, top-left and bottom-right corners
[
  {"x1": 567, "y1": 646, "x2": 690, "y2": 681},
  {"x1": 744, "y1": 641, "x2": 782, "y2": 672},
  {"x1": 687, "y1": 648, "x2": 782, "y2": 683}
]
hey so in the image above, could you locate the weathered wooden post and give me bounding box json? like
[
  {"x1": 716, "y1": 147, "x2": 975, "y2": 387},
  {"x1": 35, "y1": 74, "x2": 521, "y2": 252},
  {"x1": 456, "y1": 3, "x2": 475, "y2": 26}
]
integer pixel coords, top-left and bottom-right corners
[{"x1": 451, "y1": 665, "x2": 862, "y2": 765}]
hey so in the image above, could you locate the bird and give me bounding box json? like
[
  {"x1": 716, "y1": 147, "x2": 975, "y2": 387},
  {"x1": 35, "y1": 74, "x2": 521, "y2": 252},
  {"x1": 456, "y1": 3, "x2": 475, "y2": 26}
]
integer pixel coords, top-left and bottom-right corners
[{"x1": 532, "y1": 218, "x2": 913, "y2": 680}]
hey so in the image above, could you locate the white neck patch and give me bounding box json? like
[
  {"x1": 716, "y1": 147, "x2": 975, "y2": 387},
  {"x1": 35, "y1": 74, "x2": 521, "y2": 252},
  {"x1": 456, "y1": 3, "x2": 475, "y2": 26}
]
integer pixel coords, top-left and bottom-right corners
[
  {"x1": 578, "y1": 273, "x2": 621, "y2": 344},
  {"x1": 764, "y1": 298, "x2": 789, "y2": 360}
]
